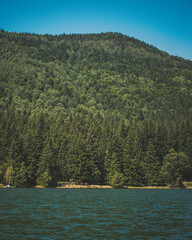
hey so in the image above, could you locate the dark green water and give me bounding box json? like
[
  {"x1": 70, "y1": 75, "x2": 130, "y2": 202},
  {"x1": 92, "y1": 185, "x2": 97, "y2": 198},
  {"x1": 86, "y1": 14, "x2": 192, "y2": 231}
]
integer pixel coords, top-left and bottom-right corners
[{"x1": 0, "y1": 189, "x2": 192, "y2": 239}]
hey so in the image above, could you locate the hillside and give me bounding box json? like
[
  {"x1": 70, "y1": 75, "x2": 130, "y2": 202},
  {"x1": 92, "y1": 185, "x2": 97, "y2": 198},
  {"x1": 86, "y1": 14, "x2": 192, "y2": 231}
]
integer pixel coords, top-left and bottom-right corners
[{"x1": 0, "y1": 30, "x2": 192, "y2": 187}]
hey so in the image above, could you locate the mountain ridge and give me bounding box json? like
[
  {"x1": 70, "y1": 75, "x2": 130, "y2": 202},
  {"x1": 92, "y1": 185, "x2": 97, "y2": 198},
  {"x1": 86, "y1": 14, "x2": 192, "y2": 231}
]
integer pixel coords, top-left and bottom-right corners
[{"x1": 1, "y1": 29, "x2": 191, "y2": 61}]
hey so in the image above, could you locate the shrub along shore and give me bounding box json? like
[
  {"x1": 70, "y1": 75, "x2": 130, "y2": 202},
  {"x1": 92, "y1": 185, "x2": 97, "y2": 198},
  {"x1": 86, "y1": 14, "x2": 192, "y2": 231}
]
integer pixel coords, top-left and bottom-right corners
[
  {"x1": 1, "y1": 182, "x2": 192, "y2": 189},
  {"x1": 0, "y1": 182, "x2": 190, "y2": 189}
]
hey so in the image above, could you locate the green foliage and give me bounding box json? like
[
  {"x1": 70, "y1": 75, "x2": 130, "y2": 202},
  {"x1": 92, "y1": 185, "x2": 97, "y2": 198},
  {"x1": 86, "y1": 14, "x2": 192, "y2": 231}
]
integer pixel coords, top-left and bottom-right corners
[
  {"x1": 0, "y1": 31, "x2": 192, "y2": 187},
  {"x1": 4, "y1": 166, "x2": 13, "y2": 185},
  {"x1": 140, "y1": 142, "x2": 160, "y2": 185},
  {"x1": 11, "y1": 163, "x2": 28, "y2": 188},
  {"x1": 161, "y1": 149, "x2": 191, "y2": 188},
  {"x1": 36, "y1": 169, "x2": 52, "y2": 187},
  {"x1": 109, "y1": 171, "x2": 125, "y2": 188}
]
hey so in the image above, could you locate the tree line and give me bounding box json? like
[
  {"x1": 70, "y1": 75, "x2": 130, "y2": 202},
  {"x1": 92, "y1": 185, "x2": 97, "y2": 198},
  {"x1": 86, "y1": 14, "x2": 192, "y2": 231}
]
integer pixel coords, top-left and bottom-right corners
[{"x1": 1, "y1": 109, "x2": 191, "y2": 187}]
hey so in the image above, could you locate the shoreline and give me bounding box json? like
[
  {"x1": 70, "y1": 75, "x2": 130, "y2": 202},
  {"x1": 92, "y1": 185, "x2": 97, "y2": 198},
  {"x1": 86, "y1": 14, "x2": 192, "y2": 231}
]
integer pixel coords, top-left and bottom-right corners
[
  {"x1": 1, "y1": 182, "x2": 192, "y2": 189},
  {"x1": 34, "y1": 183, "x2": 192, "y2": 189}
]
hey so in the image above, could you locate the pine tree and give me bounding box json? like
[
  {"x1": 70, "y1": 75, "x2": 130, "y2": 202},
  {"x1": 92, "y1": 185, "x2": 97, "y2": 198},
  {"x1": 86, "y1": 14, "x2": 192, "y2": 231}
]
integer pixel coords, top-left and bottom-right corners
[
  {"x1": 140, "y1": 142, "x2": 160, "y2": 185},
  {"x1": 36, "y1": 139, "x2": 55, "y2": 186}
]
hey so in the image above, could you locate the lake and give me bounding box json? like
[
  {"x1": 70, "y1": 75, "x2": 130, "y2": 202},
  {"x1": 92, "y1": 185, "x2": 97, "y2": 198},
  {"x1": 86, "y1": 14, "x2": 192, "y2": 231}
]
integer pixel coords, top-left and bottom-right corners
[{"x1": 0, "y1": 189, "x2": 192, "y2": 239}]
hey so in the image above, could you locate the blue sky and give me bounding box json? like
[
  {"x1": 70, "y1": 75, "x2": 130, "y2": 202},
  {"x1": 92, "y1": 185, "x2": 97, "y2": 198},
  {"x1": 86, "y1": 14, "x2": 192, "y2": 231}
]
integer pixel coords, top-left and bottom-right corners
[{"x1": 0, "y1": 0, "x2": 191, "y2": 60}]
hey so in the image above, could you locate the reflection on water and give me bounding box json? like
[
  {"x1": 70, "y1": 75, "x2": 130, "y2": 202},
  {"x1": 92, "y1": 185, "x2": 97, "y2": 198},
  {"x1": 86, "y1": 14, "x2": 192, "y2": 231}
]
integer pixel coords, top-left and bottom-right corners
[{"x1": 0, "y1": 189, "x2": 192, "y2": 239}]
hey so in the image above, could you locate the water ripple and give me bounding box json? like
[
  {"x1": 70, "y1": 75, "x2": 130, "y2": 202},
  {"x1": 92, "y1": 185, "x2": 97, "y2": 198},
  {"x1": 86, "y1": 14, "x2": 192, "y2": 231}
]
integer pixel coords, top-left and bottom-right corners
[{"x1": 0, "y1": 189, "x2": 192, "y2": 239}]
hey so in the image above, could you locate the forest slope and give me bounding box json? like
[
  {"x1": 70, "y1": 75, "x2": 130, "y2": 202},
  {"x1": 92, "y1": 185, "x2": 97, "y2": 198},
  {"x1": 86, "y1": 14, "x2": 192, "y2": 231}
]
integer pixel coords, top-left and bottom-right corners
[{"x1": 0, "y1": 30, "x2": 192, "y2": 187}]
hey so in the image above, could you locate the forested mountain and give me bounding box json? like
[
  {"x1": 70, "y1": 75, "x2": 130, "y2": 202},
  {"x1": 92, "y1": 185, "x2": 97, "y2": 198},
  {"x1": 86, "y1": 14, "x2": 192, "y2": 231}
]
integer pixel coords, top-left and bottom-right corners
[{"x1": 0, "y1": 29, "x2": 192, "y2": 187}]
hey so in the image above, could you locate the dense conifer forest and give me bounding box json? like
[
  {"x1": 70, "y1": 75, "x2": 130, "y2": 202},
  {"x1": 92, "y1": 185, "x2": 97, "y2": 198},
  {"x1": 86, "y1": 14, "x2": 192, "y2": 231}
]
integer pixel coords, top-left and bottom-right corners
[{"x1": 0, "y1": 29, "x2": 192, "y2": 187}]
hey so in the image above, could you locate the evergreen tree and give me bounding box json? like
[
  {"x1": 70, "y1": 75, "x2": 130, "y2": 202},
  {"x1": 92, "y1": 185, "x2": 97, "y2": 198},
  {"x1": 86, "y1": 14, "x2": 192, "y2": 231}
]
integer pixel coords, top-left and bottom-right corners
[
  {"x1": 140, "y1": 142, "x2": 160, "y2": 185},
  {"x1": 36, "y1": 139, "x2": 56, "y2": 186}
]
